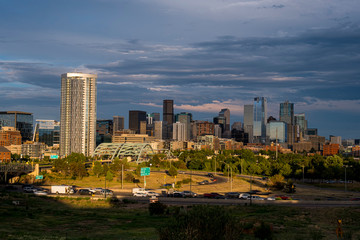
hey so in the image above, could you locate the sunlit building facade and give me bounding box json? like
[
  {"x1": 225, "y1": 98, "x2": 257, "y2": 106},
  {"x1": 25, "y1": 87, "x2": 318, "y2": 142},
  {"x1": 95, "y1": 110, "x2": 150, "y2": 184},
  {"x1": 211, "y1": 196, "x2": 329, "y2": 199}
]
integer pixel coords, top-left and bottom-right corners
[{"x1": 60, "y1": 73, "x2": 97, "y2": 156}]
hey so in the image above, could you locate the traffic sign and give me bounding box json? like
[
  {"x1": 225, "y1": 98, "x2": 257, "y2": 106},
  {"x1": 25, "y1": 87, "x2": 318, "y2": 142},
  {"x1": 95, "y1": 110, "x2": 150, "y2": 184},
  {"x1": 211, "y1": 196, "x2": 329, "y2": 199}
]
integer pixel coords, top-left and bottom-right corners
[
  {"x1": 35, "y1": 175, "x2": 43, "y2": 180},
  {"x1": 140, "y1": 167, "x2": 150, "y2": 176}
]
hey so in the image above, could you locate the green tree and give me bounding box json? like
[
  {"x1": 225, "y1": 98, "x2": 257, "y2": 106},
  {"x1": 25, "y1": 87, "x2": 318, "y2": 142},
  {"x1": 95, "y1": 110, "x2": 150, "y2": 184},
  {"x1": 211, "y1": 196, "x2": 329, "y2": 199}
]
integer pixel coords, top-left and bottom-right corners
[
  {"x1": 168, "y1": 166, "x2": 178, "y2": 177},
  {"x1": 93, "y1": 161, "x2": 103, "y2": 178},
  {"x1": 110, "y1": 158, "x2": 122, "y2": 173},
  {"x1": 106, "y1": 171, "x2": 114, "y2": 182}
]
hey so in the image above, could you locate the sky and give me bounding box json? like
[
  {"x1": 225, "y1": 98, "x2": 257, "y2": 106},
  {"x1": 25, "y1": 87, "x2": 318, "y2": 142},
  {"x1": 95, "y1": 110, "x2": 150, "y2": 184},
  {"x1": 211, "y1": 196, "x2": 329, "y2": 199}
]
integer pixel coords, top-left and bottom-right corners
[{"x1": 0, "y1": 0, "x2": 359, "y2": 139}]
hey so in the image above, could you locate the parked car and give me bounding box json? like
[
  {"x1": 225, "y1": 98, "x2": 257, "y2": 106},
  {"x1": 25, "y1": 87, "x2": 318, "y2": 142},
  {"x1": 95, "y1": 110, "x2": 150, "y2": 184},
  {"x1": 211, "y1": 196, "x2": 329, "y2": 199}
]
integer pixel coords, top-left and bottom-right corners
[
  {"x1": 78, "y1": 189, "x2": 92, "y2": 195},
  {"x1": 173, "y1": 192, "x2": 184, "y2": 198},
  {"x1": 210, "y1": 178, "x2": 217, "y2": 182},
  {"x1": 181, "y1": 191, "x2": 197, "y2": 197},
  {"x1": 162, "y1": 183, "x2": 173, "y2": 187},
  {"x1": 203, "y1": 193, "x2": 224, "y2": 199},
  {"x1": 207, "y1": 173, "x2": 214, "y2": 178},
  {"x1": 147, "y1": 191, "x2": 160, "y2": 197},
  {"x1": 198, "y1": 180, "x2": 209, "y2": 185},
  {"x1": 225, "y1": 192, "x2": 240, "y2": 199},
  {"x1": 133, "y1": 192, "x2": 147, "y2": 197}
]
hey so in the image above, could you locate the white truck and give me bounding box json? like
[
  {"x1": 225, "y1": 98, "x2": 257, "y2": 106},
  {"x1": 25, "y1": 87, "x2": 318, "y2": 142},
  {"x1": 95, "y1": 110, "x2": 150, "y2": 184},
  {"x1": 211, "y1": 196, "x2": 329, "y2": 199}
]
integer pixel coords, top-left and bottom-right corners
[{"x1": 51, "y1": 185, "x2": 74, "y2": 194}]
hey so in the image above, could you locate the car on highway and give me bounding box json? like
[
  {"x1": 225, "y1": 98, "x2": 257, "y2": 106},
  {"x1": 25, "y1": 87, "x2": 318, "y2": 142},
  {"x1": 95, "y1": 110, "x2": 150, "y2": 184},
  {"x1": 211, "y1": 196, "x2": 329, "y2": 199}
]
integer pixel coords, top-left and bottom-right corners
[
  {"x1": 23, "y1": 186, "x2": 36, "y2": 193},
  {"x1": 172, "y1": 192, "x2": 184, "y2": 198},
  {"x1": 275, "y1": 195, "x2": 291, "y2": 200},
  {"x1": 225, "y1": 192, "x2": 240, "y2": 199},
  {"x1": 250, "y1": 196, "x2": 265, "y2": 200},
  {"x1": 181, "y1": 191, "x2": 197, "y2": 198},
  {"x1": 266, "y1": 197, "x2": 276, "y2": 201},
  {"x1": 147, "y1": 191, "x2": 160, "y2": 197},
  {"x1": 198, "y1": 180, "x2": 209, "y2": 185},
  {"x1": 34, "y1": 190, "x2": 48, "y2": 196},
  {"x1": 94, "y1": 188, "x2": 103, "y2": 193},
  {"x1": 133, "y1": 192, "x2": 147, "y2": 197},
  {"x1": 203, "y1": 192, "x2": 225, "y2": 199},
  {"x1": 239, "y1": 193, "x2": 250, "y2": 199},
  {"x1": 78, "y1": 189, "x2": 92, "y2": 195},
  {"x1": 100, "y1": 189, "x2": 113, "y2": 196}
]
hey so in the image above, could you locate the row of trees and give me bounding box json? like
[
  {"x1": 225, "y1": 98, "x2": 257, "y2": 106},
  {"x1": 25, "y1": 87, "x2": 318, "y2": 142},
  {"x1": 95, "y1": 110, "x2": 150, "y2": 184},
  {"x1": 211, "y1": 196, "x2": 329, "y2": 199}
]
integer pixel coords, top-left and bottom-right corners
[
  {"x1": 147, "y1": 149, "x2": 359, "y2": 182},
  {"x1": 51, "y1": 149, "x2": 359, "y2": 182}
]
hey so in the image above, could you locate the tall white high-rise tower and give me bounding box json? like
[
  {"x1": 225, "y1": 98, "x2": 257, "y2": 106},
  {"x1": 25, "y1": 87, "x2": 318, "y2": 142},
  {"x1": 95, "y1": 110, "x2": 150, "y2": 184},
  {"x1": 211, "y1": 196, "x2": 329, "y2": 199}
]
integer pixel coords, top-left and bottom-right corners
[{"x1": 60, "y1": 73, "x2": 97, "y2": 156}]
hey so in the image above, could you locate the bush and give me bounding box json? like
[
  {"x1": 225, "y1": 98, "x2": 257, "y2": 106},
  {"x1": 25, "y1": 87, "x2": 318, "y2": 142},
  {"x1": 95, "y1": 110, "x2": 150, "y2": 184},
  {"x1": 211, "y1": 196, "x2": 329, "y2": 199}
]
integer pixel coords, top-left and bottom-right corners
[
  {"x1": 149, "y1": 202, "x2": 167, "y2": 216},
  {"x1": 124, "y1": 172, "x2": 135, "y2": 182},
  {"x1": 122, "y1": 198, "x2": 138, "y2": 204},
  {"x1": 269, "y1": 174, "x2": 285, "y2": 190},
  {"x1": 168, "y1": 166, "x2": 178, "y2": 177},
  {"x1": 158, "y1": 205, "x2": 244, "y2": 240},
  {"x1": 254, "y1": 221, "x2": 273, "y2": 240}
]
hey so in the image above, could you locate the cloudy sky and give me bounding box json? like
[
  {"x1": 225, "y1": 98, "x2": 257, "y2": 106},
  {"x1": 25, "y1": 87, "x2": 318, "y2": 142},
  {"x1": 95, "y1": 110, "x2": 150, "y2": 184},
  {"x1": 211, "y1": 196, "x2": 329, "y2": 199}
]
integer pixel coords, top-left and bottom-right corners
[{"x1": 1, "y1": 0, "x2": 359, "y2": 139}]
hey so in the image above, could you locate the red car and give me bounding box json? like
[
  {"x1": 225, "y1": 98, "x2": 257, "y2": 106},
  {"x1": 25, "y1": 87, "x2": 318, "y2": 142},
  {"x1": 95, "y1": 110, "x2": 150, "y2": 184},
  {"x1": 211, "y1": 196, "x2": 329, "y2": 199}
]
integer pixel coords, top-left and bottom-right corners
[
  {"x1": 210, "y1": 178, "x2": 217, "y2": 182},
  {"x1": 275, "y1": 195, "x2": 290, "y2": 200}
]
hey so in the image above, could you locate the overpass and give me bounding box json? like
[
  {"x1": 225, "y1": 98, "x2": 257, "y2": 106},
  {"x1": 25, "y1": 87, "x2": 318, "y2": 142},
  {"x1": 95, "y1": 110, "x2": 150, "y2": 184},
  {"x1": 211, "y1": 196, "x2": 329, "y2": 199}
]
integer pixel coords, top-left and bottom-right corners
[{"x1": 0, "y1": 163, "x2": 34, "y2": 183}]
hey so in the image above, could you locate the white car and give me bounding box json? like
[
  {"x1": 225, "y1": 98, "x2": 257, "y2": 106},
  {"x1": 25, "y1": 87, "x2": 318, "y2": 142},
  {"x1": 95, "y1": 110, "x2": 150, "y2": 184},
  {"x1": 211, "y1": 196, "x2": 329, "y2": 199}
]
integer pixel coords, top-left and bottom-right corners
[
  {"x1": 34, "y1": 190, "x2": 48, "y2": 196},
  {"x1": 266, "y1": 197, "x2": 276, "y2": 201},
  {"x1": 147, "y1": 192, "x2": 160, "y2": 197},
  {"x1": 133, "y1": 192, "x2": 147, "y2": 197},
  {"x1": 181, "y1": 191, "x2": 197, "y2": 197},
  {"x1": 239, "y1": 193, "x2": 250, "y2": 199},
  {"x1": 250, "y1": 196, "x2": 265, "y2": 200}
]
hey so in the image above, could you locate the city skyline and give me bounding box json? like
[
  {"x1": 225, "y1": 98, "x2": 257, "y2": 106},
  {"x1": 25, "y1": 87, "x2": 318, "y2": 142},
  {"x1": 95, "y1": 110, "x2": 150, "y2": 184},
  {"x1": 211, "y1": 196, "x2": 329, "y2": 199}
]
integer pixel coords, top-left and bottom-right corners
[{"x1": 0, "y1": 1, "x2": 359, "y2": 139}]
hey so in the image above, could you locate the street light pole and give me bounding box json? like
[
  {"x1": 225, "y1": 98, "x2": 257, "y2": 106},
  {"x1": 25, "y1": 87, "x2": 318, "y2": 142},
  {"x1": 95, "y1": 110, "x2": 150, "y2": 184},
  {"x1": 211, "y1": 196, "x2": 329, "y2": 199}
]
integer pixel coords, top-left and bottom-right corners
[
  {"x1": 190, "y1": 169, "x2": 192, "y2": 192},
  {"x1": 302, "y1": 165, "x2": 305, "y2": 183},
  {"x1": 230, "y1": 166, "x2": 232, "y2": 192},
  {"x1": 121, "y1": 164, "x2": 124, "y2": 189},
  {"x1": 344, "y1": 165, "x2": 348, "y2": 191}
]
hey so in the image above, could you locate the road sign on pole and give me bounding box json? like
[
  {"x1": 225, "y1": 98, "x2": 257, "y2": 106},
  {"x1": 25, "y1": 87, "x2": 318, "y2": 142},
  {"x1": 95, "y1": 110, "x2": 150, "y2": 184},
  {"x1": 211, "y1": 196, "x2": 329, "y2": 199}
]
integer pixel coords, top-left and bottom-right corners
[
  {"x1": 140, "y1": 167, "x2": 150, "y2": 176},
  {"x1": 35, "y1": 175, "x2": 43, "y2": 180}
]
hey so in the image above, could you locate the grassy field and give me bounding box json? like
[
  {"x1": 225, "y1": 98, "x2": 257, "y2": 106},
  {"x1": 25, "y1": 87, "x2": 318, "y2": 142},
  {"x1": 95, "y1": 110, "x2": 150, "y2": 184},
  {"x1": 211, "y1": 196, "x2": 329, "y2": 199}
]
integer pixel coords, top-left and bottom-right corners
[{"x1": 1, "y1": 190, "x2": 360, "y2": 240}]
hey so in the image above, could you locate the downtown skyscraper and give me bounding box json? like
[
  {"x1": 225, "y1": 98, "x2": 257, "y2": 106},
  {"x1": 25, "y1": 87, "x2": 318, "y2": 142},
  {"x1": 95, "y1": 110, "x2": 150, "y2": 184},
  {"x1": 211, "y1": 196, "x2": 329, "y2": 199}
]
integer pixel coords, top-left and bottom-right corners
[
  {"x1": 253, "y1": 97, "x2": 267, "y2": 143},
  {"x1": 60, "y1": 73, "x2": 97, "y2": 156},
  {"x1": 163, "y1": 99, "x2": 174, "y2": 139}
]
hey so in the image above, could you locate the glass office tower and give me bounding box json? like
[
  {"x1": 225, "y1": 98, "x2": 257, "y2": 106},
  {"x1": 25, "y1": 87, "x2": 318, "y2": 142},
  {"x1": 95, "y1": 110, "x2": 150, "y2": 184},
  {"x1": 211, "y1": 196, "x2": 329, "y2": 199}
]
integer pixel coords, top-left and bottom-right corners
[
  {"x1": 0, "y1": 111, "x2": 33, "y2": 142},
  {"x1": 253, "y1": 97, "x2": 267, "y2": 143},
  {"x1": 34, "y1": 120, "x2": 60, "y2": 146}
]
